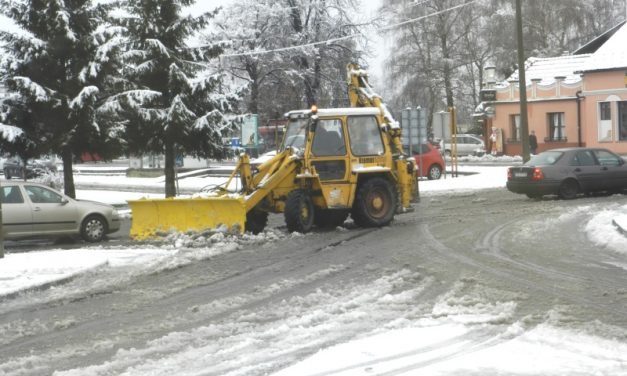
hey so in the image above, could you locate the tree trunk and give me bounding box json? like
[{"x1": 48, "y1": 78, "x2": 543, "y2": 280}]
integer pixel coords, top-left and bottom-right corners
[
  {"x1": 164, "y1": 140, "x2": 177, "y2": 198},
  {"x1": 247, "y1": 61, "x2": 259, "y2": 114},
  {"x1": 62, "y1": 148, "x2": 76, "y2": 198}
]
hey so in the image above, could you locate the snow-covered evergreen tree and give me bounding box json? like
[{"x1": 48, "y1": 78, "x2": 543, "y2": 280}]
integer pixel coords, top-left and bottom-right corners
[
  {"x1": 0, "y1": 0, "x2": 123, "y2": 197},
  {"x1": 109, "y1": 0, "x2": 238, "y2": 197}
]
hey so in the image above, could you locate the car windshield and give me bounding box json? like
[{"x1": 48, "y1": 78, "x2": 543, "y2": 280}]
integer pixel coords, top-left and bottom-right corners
[
  {"x1": 280, "y1": 118, "x2": 308, "y2": 151},
  {"x1": 525, "y1": 151, "x2": 563, "y2": 166}
]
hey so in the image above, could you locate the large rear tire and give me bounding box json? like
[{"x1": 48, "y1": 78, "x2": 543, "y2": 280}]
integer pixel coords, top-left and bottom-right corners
[
  {"x1": 245, "y1": 209, "x2": 268, "y2": 234},
  {"x1": 284, "y1": 190, "x2": 314, "y2": 233},
  {"x1": 351, "y1": 177, "x2": 397, "y2": 227}
]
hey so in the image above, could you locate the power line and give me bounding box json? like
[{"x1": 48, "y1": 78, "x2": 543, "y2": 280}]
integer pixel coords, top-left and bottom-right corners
[
  {"x1": 214, "y1": 0, "x2": 478, "y2": 59},
  {"x1": 379, "y1": 1, "x2": 478, "y2": 32}
]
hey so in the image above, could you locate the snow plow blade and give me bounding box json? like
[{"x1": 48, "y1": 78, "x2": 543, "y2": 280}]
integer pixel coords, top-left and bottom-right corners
[{"x1": 128, "y1": 196, "x2": 246, "y2": 240}]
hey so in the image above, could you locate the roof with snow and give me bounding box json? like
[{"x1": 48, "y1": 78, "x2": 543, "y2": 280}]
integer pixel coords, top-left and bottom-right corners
[
  {"x1": 503, "y1": 21, "x2": 627, "y2": 85},
  {"x1": 580, "y1": 22, "x2": 627, "y2": 72},
  {"x1": 574, "y1": 21, "x2": 626, "y2": 55},
  {"x1": 506, "y1": 54, "x2": 591, "y2": 86}
]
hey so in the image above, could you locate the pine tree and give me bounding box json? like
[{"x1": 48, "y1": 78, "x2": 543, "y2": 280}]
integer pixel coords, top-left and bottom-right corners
[
  {"x1": 109, "y1": 0, "x2": 239, "y2": 197},
  {"x1": 0, "y1": 0, "x2": 122, "y2": 197}
]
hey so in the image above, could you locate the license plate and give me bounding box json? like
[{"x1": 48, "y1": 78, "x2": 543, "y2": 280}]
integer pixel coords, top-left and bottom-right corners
[{"x1": 514, "y1": 172, "x2": 527, "y2": 178}]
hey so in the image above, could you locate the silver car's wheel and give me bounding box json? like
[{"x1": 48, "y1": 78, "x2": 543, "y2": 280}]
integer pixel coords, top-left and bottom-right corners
[{"x1": 81, "y1": 215, "x2": 107, "y2": 242}]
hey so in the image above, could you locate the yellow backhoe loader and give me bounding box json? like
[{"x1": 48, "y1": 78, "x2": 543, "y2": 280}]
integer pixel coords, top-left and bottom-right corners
[{"x1": 128, "y1": 64, "x2": 418, "y2": 239}]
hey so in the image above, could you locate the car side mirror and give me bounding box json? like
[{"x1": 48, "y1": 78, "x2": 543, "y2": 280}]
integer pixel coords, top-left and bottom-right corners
[{"x1": 61, "y1": 198, "x2": 69, "y2": 205}]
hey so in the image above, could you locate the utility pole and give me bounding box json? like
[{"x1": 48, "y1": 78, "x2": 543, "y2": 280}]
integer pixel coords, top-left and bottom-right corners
[
  {"x1": 1, "y1": 184, "x2": 3, "y2": 259},
  {"x1": 516, "y1": 0, "x2": 530, "y2": 162}
]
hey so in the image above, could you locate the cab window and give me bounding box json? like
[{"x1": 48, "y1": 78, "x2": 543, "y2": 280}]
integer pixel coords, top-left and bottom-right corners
[
  {"x1": 312, "y1": 119, "x2": 346, "y2": 156},
  {"x1": 347, "y1": 116, "x2": 384, "y2": 156},
  {"x1": 281, "y1": 118, "x2": 307, "y2": 151}
]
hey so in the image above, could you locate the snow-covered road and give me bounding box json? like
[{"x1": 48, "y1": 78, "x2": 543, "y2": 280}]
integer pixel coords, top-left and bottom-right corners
[{"x1": 1, "y1": 167, "x2": 627, "y2": 375}]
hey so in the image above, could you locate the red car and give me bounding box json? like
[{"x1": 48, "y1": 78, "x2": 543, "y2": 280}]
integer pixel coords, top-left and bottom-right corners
[{"x1": 405, "y1": 143, "x2": 445, "y2": 180}]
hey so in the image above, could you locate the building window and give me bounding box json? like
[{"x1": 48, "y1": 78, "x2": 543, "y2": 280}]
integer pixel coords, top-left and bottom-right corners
[
  {"x1": 598, "y1": 102, "x2": 612, "y2": 141},
  {"x1": 619, "y1": 101, "x2": 627, "y2": 141},
  {"x1": 547, "y1": 112, "x2": 566, "y2": 142},
  {"x1": 510, "y1": 114, "x2": 520, "y2": 141}
]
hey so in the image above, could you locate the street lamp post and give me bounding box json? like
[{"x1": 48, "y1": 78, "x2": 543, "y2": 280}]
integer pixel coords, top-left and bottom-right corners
[{"x1": 1, "y1": 183, "x2": 3, "y2": 259}]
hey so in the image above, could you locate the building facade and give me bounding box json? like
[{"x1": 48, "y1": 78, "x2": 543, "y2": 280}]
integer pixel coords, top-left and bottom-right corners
[{"x1": 484, "y1": 22, "x2": 627, "y2": 156}]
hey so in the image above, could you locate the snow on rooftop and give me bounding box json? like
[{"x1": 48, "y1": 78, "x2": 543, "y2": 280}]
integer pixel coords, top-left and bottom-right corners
[
  {"x1": 506, "y1": 54, "x2": 591, "y2": 86},
  {"x1": 581, "y1": 22, "x2": 627, "y2": 72}
]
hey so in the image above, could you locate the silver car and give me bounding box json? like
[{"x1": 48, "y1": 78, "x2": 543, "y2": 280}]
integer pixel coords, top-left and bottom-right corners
[
  {"x1": 1, "y1": 181, "x2": 121, "y2": 242},
  {"x1": 441, "y1": 134, "x2": 486, "y2": 156}
]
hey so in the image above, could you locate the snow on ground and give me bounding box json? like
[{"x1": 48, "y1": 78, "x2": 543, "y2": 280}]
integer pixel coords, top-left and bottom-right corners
[
  {"x1": 2, "y1": 163, "x2": 627, "y2": 375},
  {"x1": 3, "y1": 163, "x2": 627, "y2": 296},
  {"x1": 273, "y1": 320, "x2": 627, "y2": 376}
]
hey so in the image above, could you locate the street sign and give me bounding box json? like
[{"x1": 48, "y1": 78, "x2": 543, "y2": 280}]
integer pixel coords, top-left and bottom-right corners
[
  {"x1": 241, "y1": 115, "x2": 259, "y2": 147},
  {"x1": 480, "y1": 89, "x2": 497, "y2": 101},
  {"x1": 401, "y1": 108, "x2": 427, "y2": 150},
  {"x1": 433, "y1": 111, "x2": 451, "y2": 140}
]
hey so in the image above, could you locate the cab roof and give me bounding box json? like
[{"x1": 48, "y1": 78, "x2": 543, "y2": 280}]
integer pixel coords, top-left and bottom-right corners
[{"x1": 286, "y1": 107, "x2": 381, "y2": 119}]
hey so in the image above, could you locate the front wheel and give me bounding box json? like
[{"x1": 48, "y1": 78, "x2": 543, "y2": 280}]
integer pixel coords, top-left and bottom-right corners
[
  {"x1": 284, "y1": 190, "x2": 314, "y2": 233},
  {"x1": 351, "y1": 177, "x2": 397, "y2": 228},
  {"x1": 81, "y1": 215, "x2": 107, "y2": 242}
]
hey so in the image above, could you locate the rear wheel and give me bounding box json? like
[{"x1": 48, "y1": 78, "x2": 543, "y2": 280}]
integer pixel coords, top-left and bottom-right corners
[
  {"x1": 427, "y1": 164, "x2": 442, "y2": 180},
  {"x1": 558, "y1": 179, "x2": 579, "y2": 200},
  {"x1": 284, "y1": 190, "x2": 314, "y2": 233},
  {"x1": 314, "y1": 209, "x2": 349, "y2": 228},
  {"x1": 3, "y1": 168, "x2": 10, "y2": 180},
  {"x1": 81, "y1": 215, "x2": 107, "y2": 242},
  {"x1": 351, "y1": 177, "x2": 397, "y2": 227},
  {"x1": 245, "y1": 209, "x2": 268, "y2": 234}
]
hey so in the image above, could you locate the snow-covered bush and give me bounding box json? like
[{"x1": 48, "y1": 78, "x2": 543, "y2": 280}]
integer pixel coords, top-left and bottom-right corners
[{"x1": 33, "y1": 170, "x2": 64, "y2": 190}]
